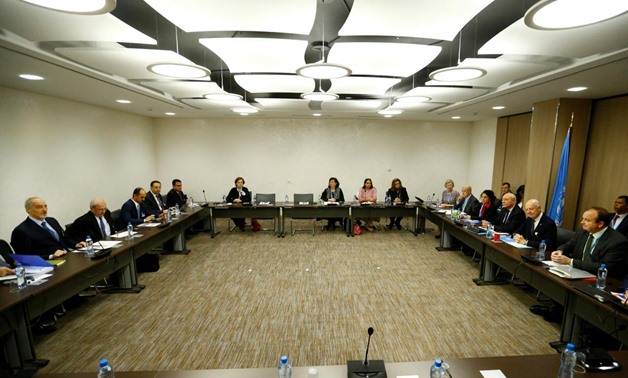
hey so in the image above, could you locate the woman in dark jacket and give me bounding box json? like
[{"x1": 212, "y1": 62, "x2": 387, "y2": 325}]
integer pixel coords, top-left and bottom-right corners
[
  {"x1": 320, "y1": 177, "x2": 345, "y2": 230},
  {"x1": 385, "y1": 178, "x2": 409, "y2": 230},
  {"x1": 226, "y1": 176, "x2": 251, "y2": 231},
  {"x1": 468, "y1": 189, "x2": 499, "y2": 223}
]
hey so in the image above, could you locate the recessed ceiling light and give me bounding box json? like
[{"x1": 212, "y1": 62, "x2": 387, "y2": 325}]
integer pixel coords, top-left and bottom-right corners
[
  {"x1": 239, "y1": 113, "x2": 249, "y2": 116},
  {"x1": 524, "y1": 0, "x2": 628, "y2": 30},
  {"x1": 203, "y1": 93, "x2": 243, "y2": 101},
  {"x1": 492, "y1": 106, "x2": 505, "y2": 110},
  {"x1": 451, "y1": 116, "x2": 461, "y2": 119},
  {"x1": 165, "y1": 112, "x2": 176, "y2": 116},
  {"x1": 395, "y1": 95, "x2": 431, "y2": 103},
  {"x1": 313, "y1": 113, "x2": 322, "y2": 117},
  {"x1": 430, "y1": 67, "x2": 486, "y2": 82},
  {"x1": 231, "y1": 107, "x2": 258, "y2": 114},
  {"x1": 301, "y1": 92, "x2": 339, "y2": 102},
  {"x1": 147, "y1": 63, "x2": 210, "y2": 79},
  {"x1": 567, "y1": 86, "x2": 588, "y2": 92},
  {"x1": 116, "y1": 99, "x2": 131, "y2": 104},
  {"x1": 378, "y1": 109, "x2": 403, "y2": 116},
  {"x1": 296, "y1": 62, "x2": 352, "y2": 80},
  {"x1": 21, "y1": 0, "x2": 117, "y2": 15},
  {"x1": 19, "y1": 74, "x2": 44, "y2": 81},
  {"x1": 383, "y1": 115, "x2": 393, "y2": 118}
]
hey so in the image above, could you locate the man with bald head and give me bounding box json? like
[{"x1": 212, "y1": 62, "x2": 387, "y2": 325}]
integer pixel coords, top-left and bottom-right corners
[
  {"x1": 483, "y1": 192, "x2": 525, "y2": 234},
  {"x1": 67, "y1": 198, "x2": 116, "y2": 242},
  {"x1": 453, "y1": 185, "x2": 481, "y2": 215},
  {"x1": 11, "y1": 197, "x2": 84, "y2": 260},
  {"x1": 513, "y1": 199, "x2": 558, "y2": 252},
  {"x1": 119, "y1": 187, "x2": 155, "y2": 228}
]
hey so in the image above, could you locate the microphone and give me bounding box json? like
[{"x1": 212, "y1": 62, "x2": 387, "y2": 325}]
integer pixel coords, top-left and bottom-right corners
[
  {"x1": 203, "y1": 189, "x2": 208, "y2": 205},
  {"x1": 363, "y1": 327, "x2": 374, "y2": 366},
  {"x1": 347, "y1": 327, "x2": 386, "y2": 378}
]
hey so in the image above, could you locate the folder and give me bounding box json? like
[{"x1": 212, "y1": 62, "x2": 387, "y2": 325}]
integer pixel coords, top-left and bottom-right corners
[{"x1": 10, "y1": 254, "x2": 54, "y2": 267}]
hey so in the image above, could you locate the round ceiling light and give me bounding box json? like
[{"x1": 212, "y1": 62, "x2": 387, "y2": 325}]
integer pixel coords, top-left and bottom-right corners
[
  {"x1": 148, "y1": 63, "x2": 210, "y2": 79},
  {"x1": 21, "y1": 0, "x2": 117, "y2": 15},
  {"x1": 301, "y1": 92, "x2": 339, "y2": 102},
  {"x1": 429, "y1": 67, "x2": 486, "y2": 82},
  {"x1": 395, "y1": 95, "x2": 431, "y2": 103},
  {"x1": 296, "y1": 62, "x2": 351, "y2": 80},
  {"x1": 524, "y1": 0, "x2": 628, "y2": 30},
  {"x1": 377, "y1": 109, "x2": 404, "y2": 116},
  {"x1": 231, "y1": 107, "x2": 258, "y2": 114},
  {"x1": 203, "y1": 93, "x2": 243, "y2": 101}
]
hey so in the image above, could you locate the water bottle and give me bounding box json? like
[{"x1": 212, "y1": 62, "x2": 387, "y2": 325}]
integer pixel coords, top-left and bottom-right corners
[
  {"x1": 166, "y1": 208, "x2": 172, "y2": 223},
  {"x1": 285, "y1": 194, "x2": 289, "y2": 204},
  {"x1": 538, "y1": 240, "x2": 546, "y2": 261},
  {"x1": 426, "y1": 195, "x2": 432, "y2": 206},
  {"x1": 175, "y1": 203, "x2": 180, "y2": 217},
  {"x1": 436, "y1": 198, "x2": 441, "y2": 208},
  {"x1": 86, "y1": 235, "x2": 94, "y2": 258},
  {"x1": 596, "y1": 263, "x2": 607, "y2": 290},
  {"x1": 486, "y1": 223, "x2": 493, "y2": 239},
  {"x1": 277, "y1": 356, "x2": 292, "y2": 378},
  {"x1": 429, "y1": 358, "x2": 446, "y2": 378},
  {"x1": 15, "y1": 263, "x2": 27, "y2": 290},
  {"x1": 557, "y1": 343, "x2": 576, "y2": 378},
  {"x1": 222, "y1": 195, "x2": 226, "y2": 204},
  {"x1": 97, "y1": 359, "x2": 115, "y2": 378},
  {"x1": 126, "y1": 222, "x2": 133, "y2": 240}
]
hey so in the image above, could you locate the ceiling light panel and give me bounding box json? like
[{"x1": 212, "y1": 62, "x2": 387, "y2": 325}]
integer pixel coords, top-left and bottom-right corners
[
  {"x1": 399, "y1": 87, "x2": 490, "y2": 103},
  {"x1": 254, "y1": 98, "x2": 312, "y2": 112},
  {"x1": 321, "y1": 100, "x2": 383, "y2": 111},
  {"x1": 328, "y1": 43, "x2": 441, "y2": 77},
  {"x1": 200, "y1": 38, "x2": 308, "y2": 73},
  {"x1": 0, "y1": 0, "x2": 155, "y2": 44},
  {"x1": 338, "y1": 0, "x2": 494, "y2": 41},
  {"x1": 182, "y1": 98, "x2": 251, "y2": 110},
  {"x1": 479, "y1": 14, "x2": 628, "y2": 58},
  {"x1": 329, "y1": 77, "x2": 401, "y2": 95},
  {"x1": 235, "y1": 75, "x2": 314, "y2": 93},
  {"x1": 144, "y1": 0, "x2": 316, "y2": 34},
  {"x1": 425, "y1": 57, "x2": 555, "y2": 87},
  {"x1": 391, "y1": 102, "x2": 445, "y2": 112},
  {"x1": 56, "y1": 48, "x2": 200, "y2": 80},
  {"x1": 140, "y1": 81, "x2": 223, "y2": 98}
]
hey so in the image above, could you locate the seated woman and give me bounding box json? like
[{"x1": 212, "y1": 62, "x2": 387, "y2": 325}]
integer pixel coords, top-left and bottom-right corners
[
  {"x1": 226, "y1": 176, "x2": 250, "y2": 231},
  {"x1": 321, "y1": 177, "x2": 345, "y2": 230},
  {"x1": 435, "y1": 179, "x2": 461, "y2": 238},
  {"x1": 466, "y1": 189, "x2": 499, "y2": 223},
  {"x1": 386, "y1": 178, "x2": 409, "y2": 230},
  {"x1": 358, "y1": 178, "x2": 378, "y2": 232}
]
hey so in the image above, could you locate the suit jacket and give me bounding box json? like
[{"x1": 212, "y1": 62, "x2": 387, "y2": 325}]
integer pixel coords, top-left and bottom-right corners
[
  {"x1": 322, "y1": 187, "x2": 345, "y2": 202},
  {"x1": 492, "y1": 205, "x2": 525, "y2": 234},
  {"x1": 386, "y1": 187, "x2": 409, "y2": 203},
  {"x1": 454, "y1": 195, "x2": 481, "y2": 215},
  {"x1": 470, "y1": 202, "x2": 499, "y2": 222},
  {"x1": 67, "y1": 210, "x2": 116, "y2": 242},
  {"x1": 145, "y1": 191, "x2": 167, "y2": 216},
  {"x1": 119, "y1": 199, "x2": 149, "y2": 228},
  {"x1": 11, "y1": 217, "x2": 75, "y2": 260},
  {"x1": 166, "y1": 189, "x2": 188, "y2": 207},
  {"x1": 558, "y1": 227, "x2": 628, "y2": 277},
  {"x1": 610, "y1": 213, "x2": 628, "y2": 239},
  {"x1": 514, "y1": 213, "x2": 557, "y2": 251},
  {"x1": 226, "y1": 187, "x2": 251, "y2": 203}
]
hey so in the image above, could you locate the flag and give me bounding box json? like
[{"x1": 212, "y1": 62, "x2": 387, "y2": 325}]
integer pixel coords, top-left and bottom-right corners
[{"x1": 548, "y1": 128, "x2": 571, "y2": 226}]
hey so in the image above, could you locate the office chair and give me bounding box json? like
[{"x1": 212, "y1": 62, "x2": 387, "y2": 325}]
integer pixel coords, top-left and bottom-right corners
[
  {"x1": 110, "y1": 209, "x2": 122, "y2": 230},
  {"x1": 0, "y1": 239, "x2": 15, "y2": 256},
  {"x1": 253, "y1": 193, "x2": 277, "y2": 234},
  {"x1": 557, "y1": 227, "x2": 575, "y2": 246},
  {"x1": 290, "y1": 193, "x2": 315, "y2": 236}
]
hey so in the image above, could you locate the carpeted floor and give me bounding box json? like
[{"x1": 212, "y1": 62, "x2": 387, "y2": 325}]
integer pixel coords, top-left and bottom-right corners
[{"x1": 34, "y1": 220, "x2": 559, "y2": 373}]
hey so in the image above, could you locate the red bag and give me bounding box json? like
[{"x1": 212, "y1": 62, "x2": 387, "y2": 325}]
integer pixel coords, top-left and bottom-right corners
[
  {"x1": 353, "y1": 223, "x2": 362, "y2": 235},
  {"x1": 252, "y1": 219, "x2": 262, "y2": 232}
]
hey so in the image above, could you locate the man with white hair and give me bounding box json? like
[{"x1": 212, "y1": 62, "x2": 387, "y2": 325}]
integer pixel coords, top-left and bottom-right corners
[
  {"x1": 513, "y1": 199, "x2": 558, "y2": 251},
  {"x1": 67, "y1": 198, "x2": 116, "y2": 242},
  {"x1": 483, "y1": 192, "x2": 525, "y2": 234}
]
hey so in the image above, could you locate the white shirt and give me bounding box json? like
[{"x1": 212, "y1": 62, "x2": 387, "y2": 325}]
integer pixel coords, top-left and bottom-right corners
[{"x1": 612, "y1": 213, "x2": 626, "y2": 230}]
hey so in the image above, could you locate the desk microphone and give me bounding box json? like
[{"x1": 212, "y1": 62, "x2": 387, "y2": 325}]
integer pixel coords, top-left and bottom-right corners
[
  {"x1": 203, "y1": 189, "x2": 208, "y2": 204},
  {"x1": 363, "y1": 327, "x2": 373, "y2": 366},
  {"x1": 347, "y1": 327, "x2": 387, "y2": 378}
]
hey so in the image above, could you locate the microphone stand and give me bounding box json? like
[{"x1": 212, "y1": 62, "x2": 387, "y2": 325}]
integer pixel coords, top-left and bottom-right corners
[{"x1": 347, "y1": 327, "x2": 387, "y2": 378}]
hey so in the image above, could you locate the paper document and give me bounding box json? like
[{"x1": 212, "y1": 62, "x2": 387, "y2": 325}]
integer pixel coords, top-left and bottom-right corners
[
  {"x1": 548, "y1": 265, "x2": 595, "y2": 279},
  {"x1": 75, "y1": 240, "x2": 122, "y2": 251},
  {"x1": 111, "y1": 231, "x2": 137, "y2": 239},
  {"x1": 137, "y1": 222, "x2": 161, "y2": 228},
  {"x1": 500, "y1": 236, "x2": 533, "y2": 249},
  {"x1": 480, "y1": 370, "x2": 507, "y2": 378}
]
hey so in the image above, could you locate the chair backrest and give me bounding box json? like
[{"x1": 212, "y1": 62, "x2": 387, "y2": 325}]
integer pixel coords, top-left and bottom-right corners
[
  {"x1": 557, "y1": 227, "x2": 575, "y2": 247},
  {"x1": 0, "y1": 239, "x2": 15, "y2": 255},
  {"x1": 256, "y1": 193, "x2": 276, "y2": 204},
  {"x1": 294, "y1": 193, "x2": 314, "y2": 205},
  {"x1": 110, "y1": 208, "x2": 122, "y2": 229}
]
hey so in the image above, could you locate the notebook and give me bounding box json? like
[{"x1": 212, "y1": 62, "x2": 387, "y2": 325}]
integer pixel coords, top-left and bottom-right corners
[{"x1": 548, "y1": 265, "x2": 596, "y2": 279}]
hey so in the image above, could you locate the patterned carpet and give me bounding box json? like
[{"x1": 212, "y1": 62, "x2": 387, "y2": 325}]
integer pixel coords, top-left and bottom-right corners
[{"x1": 34, "y1": 220, "x2": 559, "y2": 373}]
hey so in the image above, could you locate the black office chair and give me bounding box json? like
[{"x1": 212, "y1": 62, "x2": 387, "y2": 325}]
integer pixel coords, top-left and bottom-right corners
[
  {"x1": 290, "y1": 194, "x2": 315, "y2": 236},
  {"x1": 0, "y1": 239, "x2": 15, "y2": 257},
  {"x1": 110, "y1": 208, "x2": 122, "y2": 230},
  {"x1": 557, "y1": 227, "x2": 575, "y2": 247},
  {"x1": 254, "y1": 193, "x2": 277, "y2": 234}
]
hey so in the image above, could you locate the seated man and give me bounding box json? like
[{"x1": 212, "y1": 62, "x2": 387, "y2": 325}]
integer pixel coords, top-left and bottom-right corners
[
  {"x1": 610, "y1": 195, "x2": 628, "y2": 238},
  {"x1": 483, "y1": 193, "x2": 525, "y2": 234},
  {"x1": 513, "y1": 199, "x2": 558, "y2": 252},
  {"x1": 11, "y1": 197, "x2": 84, "y2": 260},
  {"x1": 453, "y1": 185, "x2": 481, "y2": 215},
  {"x1": 67, "y1": 198, "x2": 116, "y2": 242},
  {"x1": 166, "y1": 179, "x2": 188, "y2": 208},
  {"x1": 120, "y1": 188, "x2": 154, "y2": 228},
  {"x1": 145, "y1": 180, "x2": 168, "y2": 217}
]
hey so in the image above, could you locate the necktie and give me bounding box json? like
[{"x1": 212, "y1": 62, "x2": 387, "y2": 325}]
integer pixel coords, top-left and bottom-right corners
[
  {"x1": 42, "y1": 221, "x2": 59, "y2": 240},
  {"x1": 613, "y1": 215, "x2": 620, "y2": 229},
  {"x1": 137, "y1": 204, "x2": 141, "y2": 219},
  {"x1": 99, "y1": 217, "x2": 107, "y2": 238},
  {"x1": 583, "y1": 234, "x2": 593, "y2": 262},
  {"x1": 503, "y1": 211, "x2": 510, "y2": 225},
  {"x1": 156, "y1": 194, "x2": 164, "y2": 211}
]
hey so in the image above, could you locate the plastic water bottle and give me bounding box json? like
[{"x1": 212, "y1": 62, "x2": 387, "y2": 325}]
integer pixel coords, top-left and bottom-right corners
[
  {"x1": 277, "y1": 356, "x2": 292, "y2": 378},
  {"x1": 86, "y1": 236, "x2": 94, "y2": 258},
  {"x1": 126, "y1": 222, "x2": 133, "y2": 240},
  {"x1": 538, "y1": 240, "x2": 546, "y2": 261},
  {"x1": 15, "y1": 263, "x2": 27, "y2": 290},
  {"x1": 97, "y1": 359, "x2": 115, "y2": 378},
  {"x1": 429, "y1": 358, "x2": 446, "y2": 378},
  {"x1": 285, "y1": 194, "x2": 289, "y2": 204},
  {"x1": 436, "y1": 198, "x2": 441, "y2": 208},
  {"x1": 252, "y1": 193, "x2": 257, "y2": 206},
  {"x1": 222, "y1": 195, "x2": 226, "y2": 204},
  {"x1": 596, "y1": 263, "x2": 607, "y2": 290},
  {"x1": 486, "y1": 223, "x2": 493, "y2": 239},
  {"x1": 557, "y1": 343, "x2": 576, "y2": 378},
  {"x1": 426, "y1": 195, "x2": 432, "y2": 206},
  {"x1": 175, "y1": 203, "x2": 180, "y2": 217},
  {"x1": 318, "y1": 195, "x2": 322, "y2": 205}
]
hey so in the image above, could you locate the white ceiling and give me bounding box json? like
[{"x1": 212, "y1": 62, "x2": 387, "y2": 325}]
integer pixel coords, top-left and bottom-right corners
[{"x1": 0, "y1": 0, "x2": 626, "y2": 122}]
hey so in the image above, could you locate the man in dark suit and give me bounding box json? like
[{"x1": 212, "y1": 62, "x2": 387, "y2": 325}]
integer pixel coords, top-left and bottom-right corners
[
  {"x1": 610, "y1": 195, "x2": 628, "y2": 238},
  {"x1": 453, "y1": 185, "x2": 481, "y2": 215},
  {"x1": 484, "y1": 193, "x2": 525, "y2": 234},
  {"x1": 551, "y1": 206, "x2": 628, "y2": 277},
  {"x1": 166, "y1": 179, "x2": 188, "y2": 207},
  {"x1": 145, "y1": 180, "x2": 168, "y2": 217},
  {"x1": 119, "y1": 188, "x2": 155, "y2": 228},
  {"x1": 67, "y1": 198, "x2": 116, "y2": 242},
  {"x1": 513, "y1": 199, "x2": 558, "y2": 251},
  {"x1": 11, "y1": 197, "x2": 84, "y2": 260}
]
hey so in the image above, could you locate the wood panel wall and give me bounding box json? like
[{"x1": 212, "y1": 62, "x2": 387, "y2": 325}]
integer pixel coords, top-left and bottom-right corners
[{"x1": 492, "y1": 114, "x2": 530, "y2": 196}]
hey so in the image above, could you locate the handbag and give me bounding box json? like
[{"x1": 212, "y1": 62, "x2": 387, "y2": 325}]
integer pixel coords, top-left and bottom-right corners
[
  {"x1": 252, "y1": 219, "x2": 262, "y2": 232},
  {"x1": 353, "y1": 223, "x2": 362, "y2": 235}
]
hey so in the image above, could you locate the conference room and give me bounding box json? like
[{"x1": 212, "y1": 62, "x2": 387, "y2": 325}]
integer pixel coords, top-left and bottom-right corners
[{"x1": 1, "y1": 0, "x2": 627, "y2": 376}]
